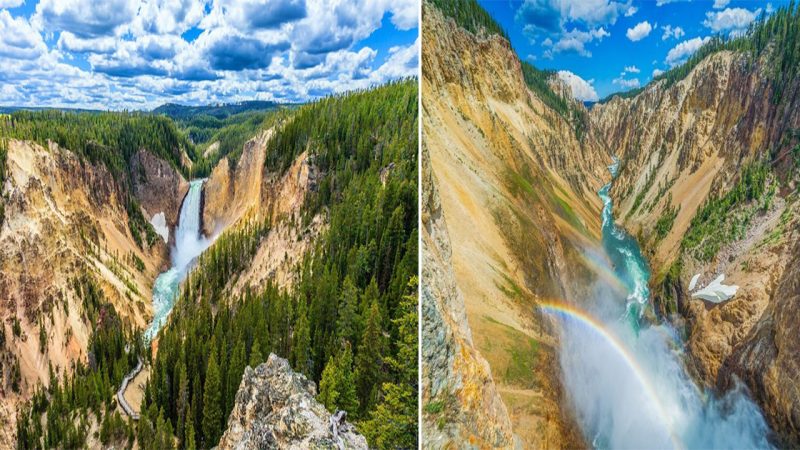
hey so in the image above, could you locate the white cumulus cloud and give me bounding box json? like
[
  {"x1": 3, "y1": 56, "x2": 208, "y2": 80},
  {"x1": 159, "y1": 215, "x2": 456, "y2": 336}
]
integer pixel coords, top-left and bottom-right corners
[
  {"x1": 613, "y1": 66, "x2": 640, "y2": 88},
  {"x1": 626, "y1": 21, "x2": 652, "y2": 41},
  {"x1": 653, "y1": 68, "x2": 665, "y2": 77},
  {"x1": 613, "y1": 76, "x2": 639, "y2": 88},
  {"x1": 0, "y1": 10, "x2": 47, "y2": 59},
  {"x1": 703, "y1": 7, "x2": 760, "y2": 34},
  {"x1": 546, "y1": 27, "x2": 609, "y2": 58},
  {"x1": 0, "y1": 0, "x2": 24, "y2": 8},
  {"x1": 556, "y1": 69, "x2": 598, "y2": 102},
  {"x1": 661, "y1": 24, "x2": 684, "y2": 40},
  {"x1": 0, "y1": 0, "x2": 419, "y2": 109},
  {"x1": 517, "y1": 0, "x2": 626, "y2": 58},
  {"x1": 32, "y1": 0, "x2": 138, "y2": 38},
  {"x1": 666, "y1": 36, "x2": 711, "y2": 66},
  {"x1": 713, "y1": 0, "x2": 730, "y2": 9}
]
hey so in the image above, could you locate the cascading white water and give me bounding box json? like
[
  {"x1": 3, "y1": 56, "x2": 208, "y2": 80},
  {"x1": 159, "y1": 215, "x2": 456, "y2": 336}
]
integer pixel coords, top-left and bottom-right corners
[
  {"x1": 144, "y1": 179, "x2": 211, "y2": 340},
  {"x1": 548, "y1": 159, "x2": 773, "y2": 449}
]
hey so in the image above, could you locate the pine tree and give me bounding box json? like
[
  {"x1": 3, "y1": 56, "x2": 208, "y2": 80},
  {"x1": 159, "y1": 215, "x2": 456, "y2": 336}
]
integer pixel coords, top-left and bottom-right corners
[
  {"x1": 202, "y1": 348, "x2": 223, "y2": 447},
  {"x1": 227, "y1": 340, "x2": 246, "y2": 412},
  {"x1": 318, "y1": 356, "x2": 339, "y2": 411},
  {"x1": 38, "y1": 321, "x2": 47, "y2": 354},
  {"x1": 336, "y1": 275, "x2": 361, "y2": 347},
  {"x1": 291, "y1": 300, "x2": 311, "y2": 376},
  {"x1": 388, "y1": 278, "x2": 418, "y2": 385},
  {"x1": 249, "y1": 338, "x2": 263, "y2": 368},
  {"x1": 190, "y1": 377, "x2": 202, "y2": 444},
  {"x1": 361, "y1": 278, "x2": 418, "y2": 449},
  {"x1": 360, "y1": 278, "x2": 379, "y2": 319},
  {"x1": 176, "y1": 361, "x2": 189, "y2": 446},
  {"x1": 361, "y1": 383, "x2": 416, "y2": 450},
  {"x1": 377, "y1": 205, "x2": 404, "y2": 291},
  {"x1": 155, "y1": 408, "x2": 174, "y2": 450},
  {"x1": 355, "y1": 301, "x2": 384, "y2": 413},
  {"x1": 184, "y1": 418, "x2": 196, "y2": 450},
  {"x1": 335, "y1": 342, "x2": 359, "y2": 415}
]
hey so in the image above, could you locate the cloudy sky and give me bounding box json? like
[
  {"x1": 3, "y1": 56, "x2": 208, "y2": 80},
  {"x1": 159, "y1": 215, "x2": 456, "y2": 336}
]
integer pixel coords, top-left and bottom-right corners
[
  {"x1": 0, "y1": 0, "x2": 418, "y2": 110},
  {"x1": 480, "y1": 0, "x2": 788, "y2": 101}
]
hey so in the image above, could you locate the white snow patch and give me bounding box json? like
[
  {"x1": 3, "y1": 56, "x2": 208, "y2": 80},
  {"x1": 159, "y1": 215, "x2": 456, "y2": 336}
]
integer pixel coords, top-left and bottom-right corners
[
  {"x1": 691, "y1": 274, "x2": 738, "y2": 303},
  {"x1": 688, "y1": 273, "x2": 701, "y2": 291},
  {"x1": 150, "y1": 212, "x2": 169, "y2": 243}
]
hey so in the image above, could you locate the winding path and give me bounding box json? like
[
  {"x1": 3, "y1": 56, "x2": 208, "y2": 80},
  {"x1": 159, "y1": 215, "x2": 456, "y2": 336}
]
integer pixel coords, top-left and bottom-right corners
[{"x1": 117, "y1": 357, "x2": 144, "y2": 420}]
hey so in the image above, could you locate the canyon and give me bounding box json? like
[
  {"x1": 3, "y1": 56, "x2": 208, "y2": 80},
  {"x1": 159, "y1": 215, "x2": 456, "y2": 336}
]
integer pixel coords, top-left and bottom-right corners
[
  {"x1": 0, "y1": 119, "x2": 326, "y2": 446},
  {"x1": 422, "y1": 0, "x2": 800, "y2": 448},
  {"x1": 421, "y1": 4, "x2": 607, "y2": 447}
]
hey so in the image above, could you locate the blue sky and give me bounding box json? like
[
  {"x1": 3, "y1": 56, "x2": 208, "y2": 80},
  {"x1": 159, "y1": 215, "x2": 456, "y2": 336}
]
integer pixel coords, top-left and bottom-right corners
[
  {"x1": 0, "y1": 0, "x2": 418, "y2": 110},
  {"x1": 479, "y1": 0, "x2": 789, "y2": 101}
]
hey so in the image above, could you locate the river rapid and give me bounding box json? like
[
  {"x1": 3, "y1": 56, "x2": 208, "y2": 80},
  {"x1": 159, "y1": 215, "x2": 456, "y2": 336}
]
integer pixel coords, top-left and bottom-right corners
[{"x1": 548, "y1": 159, "x2": 773, "y2": 449}]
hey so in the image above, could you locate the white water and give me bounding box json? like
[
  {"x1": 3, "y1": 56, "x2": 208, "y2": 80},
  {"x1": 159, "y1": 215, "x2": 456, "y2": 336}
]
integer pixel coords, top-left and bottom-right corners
[
  {"x1": 144, "y1": 179, "x2": 211, "y2": 340},
  {"x1": 550, "y1": 159, "x2": 773, "y2": 449}
]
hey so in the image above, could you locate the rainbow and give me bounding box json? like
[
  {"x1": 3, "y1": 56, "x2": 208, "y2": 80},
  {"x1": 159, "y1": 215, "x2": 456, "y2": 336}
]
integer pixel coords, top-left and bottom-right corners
[{"x1": 538, "y1": 300, "x2": 685, "y2": 450}]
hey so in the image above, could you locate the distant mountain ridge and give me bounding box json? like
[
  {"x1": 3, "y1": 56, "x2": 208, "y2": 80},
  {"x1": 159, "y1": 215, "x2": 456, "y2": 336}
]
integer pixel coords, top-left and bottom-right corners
[
  {"x1": 153, "y1": 100, "x2": 294, "y2": 120},
  {"x1": 0, "y1": 106, "x2": 105, "y2": 114},
  {"x1": 0, "y1": 100, "x2": 296, "y2": 118}
]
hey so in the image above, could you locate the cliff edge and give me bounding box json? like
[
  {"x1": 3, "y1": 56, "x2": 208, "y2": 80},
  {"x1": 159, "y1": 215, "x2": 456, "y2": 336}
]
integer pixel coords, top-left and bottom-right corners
[{"x1": 217, "y1": 354, "x2": 367, "y2": 450}]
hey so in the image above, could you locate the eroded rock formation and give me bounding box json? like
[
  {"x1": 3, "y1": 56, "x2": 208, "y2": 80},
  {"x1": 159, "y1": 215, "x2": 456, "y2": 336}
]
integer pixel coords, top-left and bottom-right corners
[
  {"x1": 589, "y1": 44, "x2": 800, "y2": 445},
  {"x1": 217, "y1": 354, "x2": 367, "y2": 450},
  {"x1": 130, "y1": 148, "x2": 189, "y2": 229},
  {"x1": 421, "y1": 2, "x2": 610, "y2": 447}
]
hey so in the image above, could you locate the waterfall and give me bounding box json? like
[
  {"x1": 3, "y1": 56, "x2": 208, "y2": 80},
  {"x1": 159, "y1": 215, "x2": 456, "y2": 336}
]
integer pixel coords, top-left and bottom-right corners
[
  {"x1": 548, "y1": 164, "x2": 772, "y2": 449},
  {"x1": 145, "y1": 179, "x2": 211, "y2": 341},
  {"x1": 172, "y1": 180, "x2": 207, "y2": 271}
]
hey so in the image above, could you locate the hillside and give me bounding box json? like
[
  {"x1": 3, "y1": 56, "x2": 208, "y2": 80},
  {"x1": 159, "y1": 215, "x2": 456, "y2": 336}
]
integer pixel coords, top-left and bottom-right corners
[
  {"x1": 421, "y1": 1, "x2": 611, "y2": 447},
  {"x1": 136, "y1": 80, "x2": 418, "y2": 450},
  {"x1": 0, "y1": 112, "x2": 193, "y2": 445},
  {"x1": 589, "y1": 5, "x2": 800, "y2": 445}
]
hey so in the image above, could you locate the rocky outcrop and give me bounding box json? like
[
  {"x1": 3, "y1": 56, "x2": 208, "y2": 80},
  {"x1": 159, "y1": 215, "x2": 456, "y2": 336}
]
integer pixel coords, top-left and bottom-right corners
[
  {"x1": 421, "y1": 145, "x2": 514, "y2": 448},
  {"x1": 720, "y1": 238, "x2": 800, "y2": 445},
  {"x1": 589, "y1": 44, "x2": 800, "y2": 444},
  {"x1": 421, "y1": 3, "x2": 607, "y2": 447},
  {"x1": 217, "y1": 354, "x2": 367, "y2": 450},
  {"x1": 130, "y1": 148, "x2": 189, "y2": 228}
]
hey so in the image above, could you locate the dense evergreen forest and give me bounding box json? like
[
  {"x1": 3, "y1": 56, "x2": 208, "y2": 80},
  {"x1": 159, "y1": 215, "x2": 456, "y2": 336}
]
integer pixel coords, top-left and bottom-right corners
[
  {"x1": 153, "y1": 100, "x2": 295, "y2": 177},
  {"x1": 0, "y1": 111, "x2": 189, "y2": 179},
  {"x1": 427, "y1": 0, "x2": 508, "y2": 39},
  {"x1": 140, "y1": 79, "x2": 418, "y2": 449}
]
